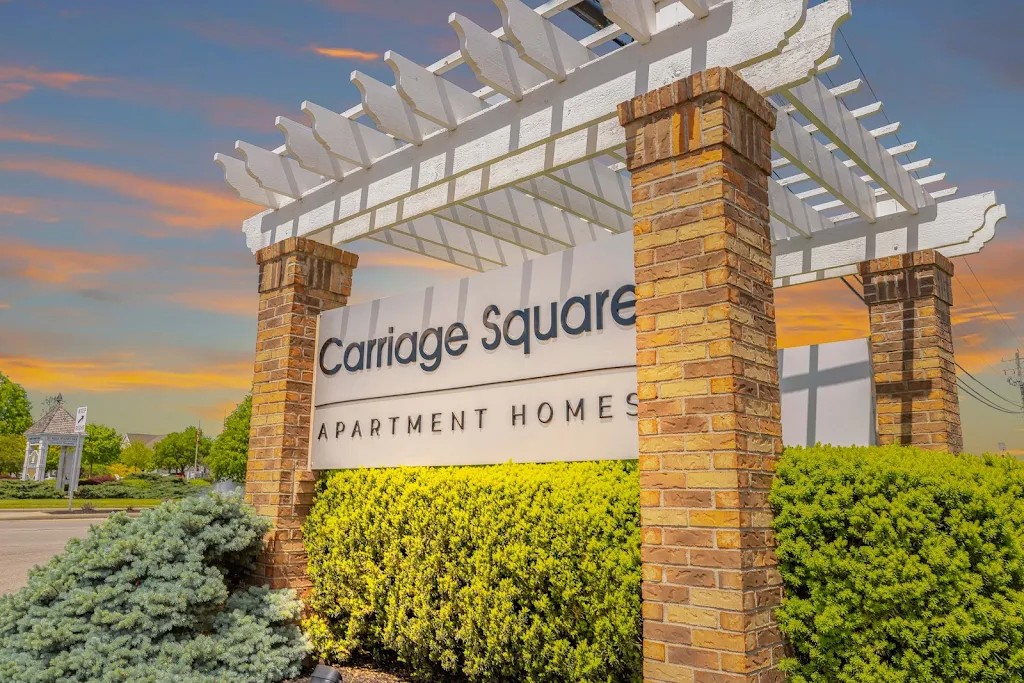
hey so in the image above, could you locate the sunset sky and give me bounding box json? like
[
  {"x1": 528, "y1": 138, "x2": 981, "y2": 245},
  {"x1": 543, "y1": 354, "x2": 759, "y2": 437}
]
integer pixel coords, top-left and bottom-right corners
[{"x1": 0, "y1": 0, "x2": 1021, "y2": 454}]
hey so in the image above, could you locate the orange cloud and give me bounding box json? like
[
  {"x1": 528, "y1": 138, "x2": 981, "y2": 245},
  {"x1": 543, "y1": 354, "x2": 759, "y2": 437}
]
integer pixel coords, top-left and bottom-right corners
[
  {"x1": 0, "y1": 62, "x2": 280, "y2": 132},
  {"x1": 0, "y1": 65, "x2": 103, "y2": 89},
  {"x1": 775, "y1": 278, "x2": 869, "y2": 349},
  {"x1": 0, "y1": 238, "x2": 147, "y2": 284},
  {"x1": 1, "y1": 354, "x2": 252, "y2": 393},
  {"x1": 0, "y1": 157, "x2": 252, "y2": 231},
  {"x1": 163, "y1": 290, "x2": 257, "y2": 317},
  {"x1": 308, "y1": 46, "x2": 381, "y2": 61},
  {"x1": 0, "y1": 303, "x2": 10, "y2": 309},
  {"x1": 0, "y1": 126, "x2": 97, "y2": 148},
  {"x1": 0, "y1": 82, "x2": 33, "y2": 103}
]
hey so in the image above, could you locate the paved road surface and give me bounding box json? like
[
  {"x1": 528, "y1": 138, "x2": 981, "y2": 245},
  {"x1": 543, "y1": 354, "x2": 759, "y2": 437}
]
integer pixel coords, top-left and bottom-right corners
[{"x1": 0, "y1": 518, "x2": 97, "y2": 595}]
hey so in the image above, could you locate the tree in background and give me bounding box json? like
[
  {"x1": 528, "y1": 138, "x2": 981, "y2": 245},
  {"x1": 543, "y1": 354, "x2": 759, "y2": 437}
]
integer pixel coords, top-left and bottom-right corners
[
  {"x1": 0, "y1": 371, "x2": 33, "y2": 436},
  {"x1": 119, "y1": 441, "x2": 155, "y2": 472},
  {"x1": 0, "y1": 434, "x2": 27, "y2": 475},
  {"x1": 154, "y1": 427, "x2": 212, "y2": 476},
  {"x1": 39, "y1": 395, "x2": 62, "y2": 417},
  {"x1": 207, "y1": 395, "x2": 252, "y2": 483},
  {"x1": 82, "y1": 424, "x2": 123, "y2": 478}
]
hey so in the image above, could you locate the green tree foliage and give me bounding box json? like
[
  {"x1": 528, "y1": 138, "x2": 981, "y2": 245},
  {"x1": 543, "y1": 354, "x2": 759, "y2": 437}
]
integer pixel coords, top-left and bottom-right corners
[
  {"x1": 0, "y1": 371, "x2": 32, "y2": 436},
  {"x1": 39, "y1": 394, "x2": 62, "y2": 417},
  {"x1": 771, "y1": 445, "x2": 1024, "y2": 682},
  {"x1": 154, "y1": 426, "x2": 211, "y2": 475},
  {"x1": 304, "y1": 461, "x2": 642, "y2": 682},
  {"x1": 119, "y1": 441, "x2": 155, "y2": 471},
  {"x1": 0, "y1": 434, "x2": 26, "y2": 475},
  {"x1": 0, "y1": 495, "x2": 306, "y2": 682},
  {"x1": 207, "y1": 395, "x2": 251, "y2": 483},
  {"x1": 82, "y1": 423, "x2": 123, "y2": 477}
]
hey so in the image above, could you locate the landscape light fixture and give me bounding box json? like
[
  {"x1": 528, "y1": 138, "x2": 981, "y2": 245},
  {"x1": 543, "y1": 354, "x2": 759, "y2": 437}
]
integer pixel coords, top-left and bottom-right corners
[{"x1": 310, "y1": 663, "x2": 343, "y2": 683}]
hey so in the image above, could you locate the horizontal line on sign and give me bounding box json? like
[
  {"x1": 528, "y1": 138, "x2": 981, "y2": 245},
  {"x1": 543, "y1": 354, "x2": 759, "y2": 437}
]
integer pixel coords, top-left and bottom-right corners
[{"x1": 314, "y1": 365, "x2": 638, "y2": 409}]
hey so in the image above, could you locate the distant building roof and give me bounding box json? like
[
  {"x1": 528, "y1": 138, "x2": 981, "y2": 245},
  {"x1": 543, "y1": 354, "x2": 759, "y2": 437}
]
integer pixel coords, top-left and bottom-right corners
[
  {"x1": 24, "y1": 395, "x2": 77, "y2": 436},
  {"x1": 121, "y1": 433, "x2": 165, "y2": 449}
]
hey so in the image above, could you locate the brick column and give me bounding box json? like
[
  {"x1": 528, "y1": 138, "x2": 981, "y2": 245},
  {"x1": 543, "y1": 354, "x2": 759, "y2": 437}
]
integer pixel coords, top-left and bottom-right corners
[
  {"x1": 619, "y1": 68, "x2": 784, "y2": 682},
  {"x1": 246, "y1": 237, "x2": 357, "y2": 591},
  {"x1": 859, "y1": 251, "x2": 962, "y2": 453}
]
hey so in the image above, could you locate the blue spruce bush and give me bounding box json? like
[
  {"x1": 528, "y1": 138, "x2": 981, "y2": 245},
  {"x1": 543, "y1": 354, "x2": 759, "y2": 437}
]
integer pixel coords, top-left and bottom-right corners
[{"x1": 0, "y1": 494, "x2": 307, "y2": 682}]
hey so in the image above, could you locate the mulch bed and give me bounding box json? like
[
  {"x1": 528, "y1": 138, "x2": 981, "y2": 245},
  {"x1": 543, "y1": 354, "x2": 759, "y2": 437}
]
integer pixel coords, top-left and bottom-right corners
[{"x1": 286, "y1": 665, "x2": 411, "y2": 683}]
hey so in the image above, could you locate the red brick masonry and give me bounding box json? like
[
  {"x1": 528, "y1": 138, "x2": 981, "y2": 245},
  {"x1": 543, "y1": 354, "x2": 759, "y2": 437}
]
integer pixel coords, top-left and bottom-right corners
[
  {"x1": 619, "y1": 67, "x2": 785, "y2": 682},
  {"x1": 247, "y1": 237, "x2": 357, "y2": 591}
]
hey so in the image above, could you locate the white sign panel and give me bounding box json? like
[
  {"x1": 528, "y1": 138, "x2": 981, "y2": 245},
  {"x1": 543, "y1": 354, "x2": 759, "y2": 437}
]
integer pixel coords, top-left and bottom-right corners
[
  {"x1": 312, "y1": 232, "x2": 639, "y2": 469},
  {"x1": 779, "y1": 338, "x2": 876, "y2": 448},
  {"x1": 74, "y1": 406, "x2": 88, "y2": 434}
]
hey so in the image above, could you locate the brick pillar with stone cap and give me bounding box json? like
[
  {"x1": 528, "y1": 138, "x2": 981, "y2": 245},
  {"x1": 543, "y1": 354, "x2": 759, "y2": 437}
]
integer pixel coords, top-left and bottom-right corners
[
  {"x1": 859, "y1": 250, "x2": 962, "y2": 453},
  {"x1": 246, "y1": 237, "x2": 358, "y2": 591},
  {"x1": 619, "y1": 67, "x2": 785, "y2": 683}
]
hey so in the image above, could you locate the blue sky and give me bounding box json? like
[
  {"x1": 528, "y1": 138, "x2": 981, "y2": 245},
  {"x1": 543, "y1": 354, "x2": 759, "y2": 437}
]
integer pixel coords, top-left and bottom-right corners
[{"x1": 0, "y1": 0, "x2": 1021, "y2": 453}]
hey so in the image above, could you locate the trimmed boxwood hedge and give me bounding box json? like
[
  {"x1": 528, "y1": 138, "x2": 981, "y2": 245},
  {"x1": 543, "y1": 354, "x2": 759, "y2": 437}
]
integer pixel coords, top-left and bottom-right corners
[
  {"x1": 771, "y1": 445, "x2": 1024, "y2": 682},
  {"x1": 304, "y1": 461, "x2": 642, "y2": 683}
]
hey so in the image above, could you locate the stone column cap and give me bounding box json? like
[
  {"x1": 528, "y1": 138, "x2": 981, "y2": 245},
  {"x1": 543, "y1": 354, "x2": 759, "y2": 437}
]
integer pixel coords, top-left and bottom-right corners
[
  {"x1": 616, "y1": 66, "x2": 777, "y2": 129},
  {"x1": 858, "y1": 249, "x2": 954, "y2": 277},
  {"x1": 256, "y1": 236, "x2": 360, "y2": 268}
]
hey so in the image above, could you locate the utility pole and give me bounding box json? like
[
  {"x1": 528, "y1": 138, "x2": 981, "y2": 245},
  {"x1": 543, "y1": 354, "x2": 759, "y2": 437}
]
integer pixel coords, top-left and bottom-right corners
[
  {"x1": 1005, "y1": 351, "x2": 1024, "y2": 417},
  {"x1": 193, "y1": 420, "x2": 201, "y2": 477}
]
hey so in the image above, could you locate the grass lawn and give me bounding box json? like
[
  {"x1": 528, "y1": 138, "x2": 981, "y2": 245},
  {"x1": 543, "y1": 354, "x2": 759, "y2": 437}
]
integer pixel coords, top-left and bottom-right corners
[{"x1": 0, "y1": 499, "x2": 165, "y2": 510}]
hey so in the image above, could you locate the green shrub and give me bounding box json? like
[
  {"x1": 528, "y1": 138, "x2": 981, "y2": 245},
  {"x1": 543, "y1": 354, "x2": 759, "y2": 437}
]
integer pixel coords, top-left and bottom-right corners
[
  {"x1": 771, "y1": 445, "x2": 1024, "y2": 682},
  {"x1": 304, "y1": 461, "x2": 642, "y2": 683},
  {"x1": 189, "y1": 477, "x2": 212, "y2": 486},
  {"x1": 0, "y1": 494, "x2": 307, "y2": 682},
  {"x1": 0, "y1": 479, "x2": 62, "y2": 500},
  {"x1": 76, "y1": 478, "x2": 209, "y2": 500}
]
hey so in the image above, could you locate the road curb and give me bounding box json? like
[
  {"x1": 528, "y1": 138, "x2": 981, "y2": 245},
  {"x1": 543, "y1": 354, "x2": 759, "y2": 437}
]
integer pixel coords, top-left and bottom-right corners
[{"x1": 0, "y1": 511, "x2": 143, "y2": 522}]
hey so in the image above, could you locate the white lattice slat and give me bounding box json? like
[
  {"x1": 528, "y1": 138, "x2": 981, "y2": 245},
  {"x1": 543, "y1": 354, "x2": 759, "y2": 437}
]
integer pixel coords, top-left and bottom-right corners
[
  {"x1": 302, "y1": 102, "x2": 401, "y2": 168},
  {"x1": 450, "y1": 12, "x2": 547, "y2": 101},
  {"x1": 352, "y1": 71, "x2": 443, "y2": 145},
  {"x1": 517, "y1": 174, "x2": 632, "y2": 234},
  {"x1": 368, "y1": 230, "x2": 494, "y2": 271},
  {"x1": 772, "y1": 125, "x2": 907, "y2": 170},
  {"x1": 236, "y1": 141, "x2": 324, "y2": 199},
  {"x1": 773, "y1": 107, "x2": 876, "y2": 221},
  {"x1": 600, "y1": 0, "x2": 657, "y2": 43},
  {"x1": 214, "y1": 154, "x2": 287, "y2": 209},
  {"x1": 496, "y1": 0, "x2": 595, "y2": 82},
  {"x1": 276, "y1": 117, "x2": 354, "y2": 180},
  {"x1": 787, "y1": 78, "x2": 931, "y2": 214},
  {"x1": 387, "y1": 51, "x2": 487, "y2": 130},
  {"x1": 773, "y1": 193, "x2": 1005, "y2": 279},
  {"x1": 769, "y1": 178, "x2": 834, "y2": 237},
  {"x1": 740, "y1": 0, "x2": 850, "y2": 94},
  {"x1": 462, "y1": 188, "x2": 603, "y2": 247}
]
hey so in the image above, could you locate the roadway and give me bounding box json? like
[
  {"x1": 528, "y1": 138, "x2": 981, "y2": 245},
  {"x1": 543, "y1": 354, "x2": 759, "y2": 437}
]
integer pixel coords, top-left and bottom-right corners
[{"x1": 0, "y1": 518, "x2": 97, "y2": 595}]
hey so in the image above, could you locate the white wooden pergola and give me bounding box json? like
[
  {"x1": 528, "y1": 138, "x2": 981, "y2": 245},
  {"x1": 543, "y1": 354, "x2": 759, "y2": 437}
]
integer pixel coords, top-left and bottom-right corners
[{"x1": 215, "y1": 0, "x2": 1006, "y2": 285}]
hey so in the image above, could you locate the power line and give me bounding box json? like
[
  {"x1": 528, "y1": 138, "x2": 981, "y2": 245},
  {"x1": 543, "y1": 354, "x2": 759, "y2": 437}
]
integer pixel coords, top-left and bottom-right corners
[
  {"x1": 961, "y1": 257, "x2": 1023, "y2": 347},
  {"x1": 956, "y1": 361, "x2": 1023, "y2": 410},
  {"x1": 958, "y1": 380, "x2": 1022, "y2": 415},
  {"x1": 836, "y1": 27, "x2": 919, "y2": 176}
]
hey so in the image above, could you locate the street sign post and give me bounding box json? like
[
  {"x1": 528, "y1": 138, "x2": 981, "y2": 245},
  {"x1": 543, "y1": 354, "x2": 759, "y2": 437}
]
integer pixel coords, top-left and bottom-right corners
[{"x1": 69, "y1": 407, "x2": 88, "y2": 510}]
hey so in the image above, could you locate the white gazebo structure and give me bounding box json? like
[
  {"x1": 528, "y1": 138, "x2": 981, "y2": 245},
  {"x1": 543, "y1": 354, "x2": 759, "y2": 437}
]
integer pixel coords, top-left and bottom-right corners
[
  {"x1": 213, "y1": 1, "x2": 1008, "y2": 679},
  {"x1": 21, "y1": 394, "x2": 85, "y2": 495}
]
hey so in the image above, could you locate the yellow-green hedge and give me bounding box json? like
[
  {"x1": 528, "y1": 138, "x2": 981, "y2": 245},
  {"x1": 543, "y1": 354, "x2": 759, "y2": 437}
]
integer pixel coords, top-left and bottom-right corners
[
  {"x1": 772, "y1": 445, "x2": 1024, "y2": 681},
  {"x1": 303, "y1": 461, "x2": 642, "y2": 682}
]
